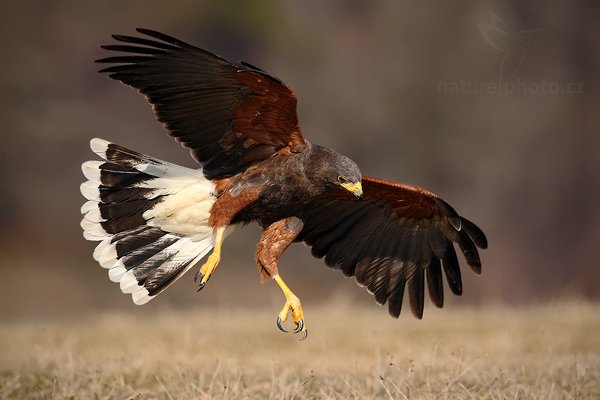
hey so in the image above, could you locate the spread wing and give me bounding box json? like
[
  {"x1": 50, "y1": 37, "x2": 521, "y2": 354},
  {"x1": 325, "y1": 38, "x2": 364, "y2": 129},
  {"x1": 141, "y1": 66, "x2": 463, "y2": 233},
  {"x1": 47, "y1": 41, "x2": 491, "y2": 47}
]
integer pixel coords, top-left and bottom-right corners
[
  {"x1": 97, "y1": 28, "x2": 306, "y2": 180},
  {"x1": 296, "y1": 176, "x2": 488, "y2": 319}
]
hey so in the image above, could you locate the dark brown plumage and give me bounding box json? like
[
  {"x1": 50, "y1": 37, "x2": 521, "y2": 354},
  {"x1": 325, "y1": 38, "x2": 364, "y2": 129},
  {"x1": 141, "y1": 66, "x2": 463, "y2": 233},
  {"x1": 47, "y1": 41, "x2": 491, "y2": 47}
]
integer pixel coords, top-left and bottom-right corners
[
  {"x1": 296, "y1": 177, "x2": 487, "y2": 318},
  {"x1": 98, "y1": 28, "x2": 305, "y2": 180},
  {"x1": 83, "y1": 29, "x2": 488, "y2": 337}
]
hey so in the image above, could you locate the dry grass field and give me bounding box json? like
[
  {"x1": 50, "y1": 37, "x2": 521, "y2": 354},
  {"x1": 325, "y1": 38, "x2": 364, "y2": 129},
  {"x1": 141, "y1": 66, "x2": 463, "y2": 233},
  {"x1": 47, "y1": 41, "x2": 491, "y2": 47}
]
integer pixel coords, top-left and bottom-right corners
[{"x1": 1, "y1": 300, "x2": 598, "y2": 399}]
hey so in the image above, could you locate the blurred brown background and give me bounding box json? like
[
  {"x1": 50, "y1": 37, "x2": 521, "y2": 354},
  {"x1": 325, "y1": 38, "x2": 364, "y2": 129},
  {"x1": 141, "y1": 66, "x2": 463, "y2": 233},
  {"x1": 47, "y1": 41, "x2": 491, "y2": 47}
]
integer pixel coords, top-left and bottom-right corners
[{"x1": 1, "y1": 0, "x2": 598, "y2": 321}]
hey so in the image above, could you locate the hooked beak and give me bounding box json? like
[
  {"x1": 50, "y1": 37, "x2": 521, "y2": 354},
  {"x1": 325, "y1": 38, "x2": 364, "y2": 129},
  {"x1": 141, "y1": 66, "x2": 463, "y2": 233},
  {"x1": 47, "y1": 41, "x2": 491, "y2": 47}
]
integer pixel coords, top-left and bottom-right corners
[{"x1": 341, "y1": 181, "x2": 363, "y2": 198}]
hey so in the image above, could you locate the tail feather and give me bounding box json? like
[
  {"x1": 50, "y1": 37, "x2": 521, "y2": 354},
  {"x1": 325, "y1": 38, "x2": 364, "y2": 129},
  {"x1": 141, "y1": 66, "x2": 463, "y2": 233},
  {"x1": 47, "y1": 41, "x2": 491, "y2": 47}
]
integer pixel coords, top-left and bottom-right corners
[{"x1": 80, "y1": 138, "x2": 218, "y2": 304}]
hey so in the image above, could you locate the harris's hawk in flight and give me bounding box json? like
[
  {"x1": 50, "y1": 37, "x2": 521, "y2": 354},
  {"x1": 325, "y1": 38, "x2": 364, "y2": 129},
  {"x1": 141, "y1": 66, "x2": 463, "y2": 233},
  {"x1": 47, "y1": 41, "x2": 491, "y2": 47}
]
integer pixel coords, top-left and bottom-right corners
[{"x1": 81, "y1": 29, "x2": 487, "y2": 339}]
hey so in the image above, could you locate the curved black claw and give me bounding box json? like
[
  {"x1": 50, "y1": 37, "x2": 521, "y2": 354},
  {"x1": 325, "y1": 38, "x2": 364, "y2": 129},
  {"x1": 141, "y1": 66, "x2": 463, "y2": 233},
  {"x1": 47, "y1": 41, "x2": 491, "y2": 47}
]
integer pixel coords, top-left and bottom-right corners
[
  {"x1": 293, "y1": 319, "x2": 304, "y2": 334},
  {"x1": 276, "y1": 316, "x2": 288, "y2": 333},
  {"x1": 299, "y1": 329, "x2": 308, "y2": 341},
  {"x1": 195, "y1": 271, "x2": 208, "y2": 291}
]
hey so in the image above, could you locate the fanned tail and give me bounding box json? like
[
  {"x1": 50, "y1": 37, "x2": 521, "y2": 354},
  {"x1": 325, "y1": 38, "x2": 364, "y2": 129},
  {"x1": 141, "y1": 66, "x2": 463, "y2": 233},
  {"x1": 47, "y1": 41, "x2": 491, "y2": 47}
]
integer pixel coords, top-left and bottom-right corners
[{"x1": 80, "y1": 138, "x2": 217, "y2": 304}]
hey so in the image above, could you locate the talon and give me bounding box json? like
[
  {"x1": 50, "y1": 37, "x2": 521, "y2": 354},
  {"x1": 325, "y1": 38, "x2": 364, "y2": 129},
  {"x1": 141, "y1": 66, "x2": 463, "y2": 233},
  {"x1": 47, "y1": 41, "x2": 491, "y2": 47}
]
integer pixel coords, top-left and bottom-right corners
[
  {"x1": 299, "y1": 329, "x2": 308, "y2": 341},
  {"x1": 276, "y1": 316, "x2": 287, "y2": 333},
  {"x1": 272, "y1": 274, "x2": 307, "y2": 338},
  {"x1": 293, "y1": 319, "x2": 304, "y2": 334},
  {"x1": 193, "y1": 226, "x2": 225, "y2": 291}
]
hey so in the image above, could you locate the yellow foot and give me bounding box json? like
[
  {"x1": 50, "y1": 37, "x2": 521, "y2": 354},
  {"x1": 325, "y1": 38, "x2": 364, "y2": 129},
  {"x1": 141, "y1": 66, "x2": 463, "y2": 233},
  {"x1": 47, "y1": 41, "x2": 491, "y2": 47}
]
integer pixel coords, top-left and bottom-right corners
[
  {"x1": 273, "y1": 274, "x2": 308, "y2": 340},
  {"x1": 194, "y1": 226, "x2": 225, "y2": 291},
  {"x1": 194, "y1": 252, "x2": 221, "y2": 291}
]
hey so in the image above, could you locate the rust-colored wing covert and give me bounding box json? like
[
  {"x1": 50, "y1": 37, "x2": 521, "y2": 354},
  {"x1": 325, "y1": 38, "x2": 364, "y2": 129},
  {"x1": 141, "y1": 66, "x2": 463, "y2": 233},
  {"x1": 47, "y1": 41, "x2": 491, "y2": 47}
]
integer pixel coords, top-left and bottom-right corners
[
  {"x1": 296, "y1": 176, "x2": 488, "y2": 319},
  {"x1": 96, "y1": 28, "x2": 306, "y2": 180}
]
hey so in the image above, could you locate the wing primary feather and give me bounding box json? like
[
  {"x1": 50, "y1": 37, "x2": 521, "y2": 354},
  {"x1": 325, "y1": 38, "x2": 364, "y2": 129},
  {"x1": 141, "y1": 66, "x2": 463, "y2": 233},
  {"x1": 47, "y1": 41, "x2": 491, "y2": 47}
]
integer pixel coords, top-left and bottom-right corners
[
  {"x1": 135, "y1": 28, "x2": 195, "y2": 48},
  {"x1": 97, "y1": 65, "x2": 142, "y2": 74},
  {"x1": 381, "y1": 221, "x2": 409, "y2": 303},
  {"x1": 380, "y1": 220, "x2": 412, "y2": 316},
  {"x1": 387, "y1": 275, "x2": 406, "y2": 318},
  {"x1": 426, "y1": 257, "x2": 444, "y2": 308},
  {"x1": 416, "y1": 222, "x2": 433, "y2": 264},
  {"x1": 439, "y1": 220, "x2": 461, "y2": 243},
  {"x1": 457, "y1": 230, "x2": 482, "y2": 275},
  {"x1": 402, "y1": 221, "x2": 425, "y2": 318},
  {"x1": 441, "y1": 245, "x2": 463, "y2": 295},
  {"x1": 404, "y1": 223, "x2": 419, "y2": 265},
  {"x1": 370, "y1": 220, "x2": 408, "y2": 305},
  {"x1": 111, "y1": 34, "x2": 180, "y2": 50},
  {"x1": 435, "y1": 198, "x2": 461, "y2": 230},
  {"x1": 429, "y1": 224, "x2": 449, "y2": 259},
  {"x1": 100, "y1": 44, "x2": 166, "y2": 55},
  {"x1": 407, "y1": 264, "x2": 425, "y2": 319},
  {"x1": 372, "y1": 261, "x2": 393, "y2": 305},
  {"x1": 354, "y1": 218, "x2": 396, "y2": 288},
  {"x1": 96, "y1": 56, "x2": 151, "y2": 64},
  {"x1": 460, "y1": 217, "x2": 488, "y2": 249}
]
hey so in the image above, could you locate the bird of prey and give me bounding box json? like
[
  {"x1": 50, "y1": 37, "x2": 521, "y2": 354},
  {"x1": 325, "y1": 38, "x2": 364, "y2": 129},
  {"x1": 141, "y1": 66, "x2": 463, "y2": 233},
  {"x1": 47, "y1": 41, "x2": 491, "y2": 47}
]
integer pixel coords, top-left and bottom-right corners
[{"x1": 81, "y1": 29, "x2": 487, "y2": 339}]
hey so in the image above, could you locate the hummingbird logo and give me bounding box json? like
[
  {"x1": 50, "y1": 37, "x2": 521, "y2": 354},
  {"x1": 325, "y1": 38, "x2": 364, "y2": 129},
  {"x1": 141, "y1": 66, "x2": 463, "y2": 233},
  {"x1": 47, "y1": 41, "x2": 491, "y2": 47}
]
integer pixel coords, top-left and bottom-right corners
[{"x1": 478, "y1": 12, "x2": 547, "y2": 82}]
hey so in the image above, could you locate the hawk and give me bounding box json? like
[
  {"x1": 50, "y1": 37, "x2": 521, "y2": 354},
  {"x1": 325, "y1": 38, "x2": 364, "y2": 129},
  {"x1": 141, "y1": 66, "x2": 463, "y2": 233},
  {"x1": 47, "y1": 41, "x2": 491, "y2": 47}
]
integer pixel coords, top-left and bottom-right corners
[{"x1": 81, "y1": 29, "x2": 488, "y2": 339}]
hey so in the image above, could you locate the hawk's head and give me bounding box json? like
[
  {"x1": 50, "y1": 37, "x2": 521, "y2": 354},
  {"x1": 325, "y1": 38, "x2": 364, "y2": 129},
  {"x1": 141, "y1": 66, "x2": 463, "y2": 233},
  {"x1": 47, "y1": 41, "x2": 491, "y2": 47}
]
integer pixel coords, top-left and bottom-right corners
[{"x1": 308, "y1": 145, "x2": 363, "y2": 197}]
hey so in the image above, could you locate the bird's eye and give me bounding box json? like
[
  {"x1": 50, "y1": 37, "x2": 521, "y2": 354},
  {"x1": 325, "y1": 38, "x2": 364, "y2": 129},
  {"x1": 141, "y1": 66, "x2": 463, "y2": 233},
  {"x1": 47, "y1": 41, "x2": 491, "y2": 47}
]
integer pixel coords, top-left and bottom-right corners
[{"x1": 338, "y1": 176, "x2": 348, "y2": 184}]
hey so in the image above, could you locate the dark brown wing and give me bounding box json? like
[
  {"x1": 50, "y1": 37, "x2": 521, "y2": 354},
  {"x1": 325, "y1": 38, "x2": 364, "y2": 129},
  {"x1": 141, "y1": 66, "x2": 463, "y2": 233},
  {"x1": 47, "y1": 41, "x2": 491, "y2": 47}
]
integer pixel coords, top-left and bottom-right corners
[
  {"x1": 296, "y1": 176, "x2": 488, "y2": 319},
  {"x1": 97, "y1": 28, "x2": 306, "y2": 180}
]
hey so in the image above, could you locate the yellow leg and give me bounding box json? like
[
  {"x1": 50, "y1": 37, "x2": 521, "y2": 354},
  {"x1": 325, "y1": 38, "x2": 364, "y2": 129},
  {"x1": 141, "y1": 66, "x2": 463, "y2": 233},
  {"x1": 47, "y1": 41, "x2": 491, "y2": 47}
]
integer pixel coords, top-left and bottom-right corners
[
  {"x1": 195, "y1": 226, "x2": 226, "y2": 290},
  {"x1": 273, "y1": 273, "x2": 307, "y2": 339}
]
